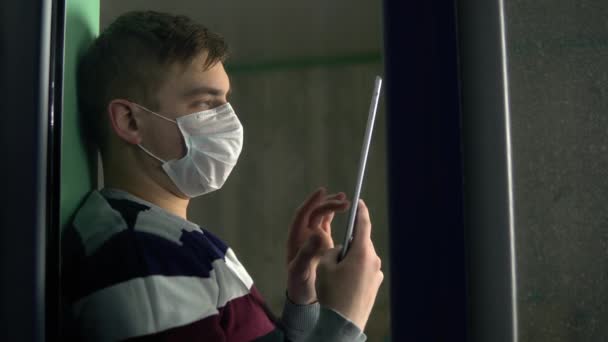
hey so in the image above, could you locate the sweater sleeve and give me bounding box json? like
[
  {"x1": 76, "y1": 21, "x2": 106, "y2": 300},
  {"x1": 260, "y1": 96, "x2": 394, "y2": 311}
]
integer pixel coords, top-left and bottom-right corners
[
  {"x1": 301, "y1": 307, "x2": 367, "y2": 342},
  {"x1": 280, "y1": 296, "x2": 321, "y2": 340},
  {"x1": 280, "y1": 296, "x2": 366, "y2": 342}
]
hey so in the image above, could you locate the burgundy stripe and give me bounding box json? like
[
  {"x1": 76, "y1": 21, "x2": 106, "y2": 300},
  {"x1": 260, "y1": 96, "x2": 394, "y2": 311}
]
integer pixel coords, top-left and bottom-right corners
[
  {"x1": 123, "y1": 287, "x2": 276, "y2": 341},
  {"x1": 124, "y1": 314, "x2": 225, "y2": 341},
  {"x1": 219, "y1": 287, "x2": 276, "y2": 341}
]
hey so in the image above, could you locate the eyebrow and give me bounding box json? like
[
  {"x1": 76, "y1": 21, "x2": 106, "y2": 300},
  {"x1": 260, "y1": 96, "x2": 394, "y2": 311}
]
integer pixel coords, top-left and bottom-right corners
[{"x1": 182, "y1": 85, "x2": 232, "y2": 98}]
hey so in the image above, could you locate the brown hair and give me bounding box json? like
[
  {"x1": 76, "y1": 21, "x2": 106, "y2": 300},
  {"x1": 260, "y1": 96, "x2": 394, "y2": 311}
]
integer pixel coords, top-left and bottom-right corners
[{"x1": 77, "y1": 11, "x2": 229, "y2": 150}]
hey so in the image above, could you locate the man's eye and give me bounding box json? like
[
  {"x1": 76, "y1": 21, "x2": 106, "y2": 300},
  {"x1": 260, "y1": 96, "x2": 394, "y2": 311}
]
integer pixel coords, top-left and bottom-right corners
[{"x1": 194, "y1": 101, "x2": 212, "y2": 109}]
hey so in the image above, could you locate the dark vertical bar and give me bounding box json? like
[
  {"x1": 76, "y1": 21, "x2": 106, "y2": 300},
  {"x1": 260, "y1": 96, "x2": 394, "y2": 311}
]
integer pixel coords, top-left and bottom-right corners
[
  {"x1": 383, "y1": 1, "x2": 467, "y2": 341},
  {"x1": 47, "y1": 0, "x2": 66, "y2": 340},
  {"x1": 457, "y1": 0, "x2": 517, "y2": 341},
  {"x1": 0, "y1": 0, "x2": 52, "y2": 341}
]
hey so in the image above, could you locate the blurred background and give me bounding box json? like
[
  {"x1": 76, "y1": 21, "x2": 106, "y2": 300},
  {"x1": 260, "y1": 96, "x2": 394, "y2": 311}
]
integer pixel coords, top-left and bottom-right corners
[
  {"x1": 101, "y1": 1, "x2": 390, "y2": 340},
  {"x1": 6, "y1": 0, "x2": 608, "y2": 341},
  {"x1": 506, "y1": 1, "x2": 608, "y2": 341},
  {"x1": 99, "y1": 1, "x2": 608, "y2": 340}
]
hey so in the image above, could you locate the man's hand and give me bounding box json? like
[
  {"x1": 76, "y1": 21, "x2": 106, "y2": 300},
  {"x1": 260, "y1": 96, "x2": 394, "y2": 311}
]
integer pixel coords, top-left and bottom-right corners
[
  {"x1": 286, "y1": 187, "x2": 349, "y2": 305},
  {"x1": 316, "y1": 199, "x2": 384, "y2": 331}
]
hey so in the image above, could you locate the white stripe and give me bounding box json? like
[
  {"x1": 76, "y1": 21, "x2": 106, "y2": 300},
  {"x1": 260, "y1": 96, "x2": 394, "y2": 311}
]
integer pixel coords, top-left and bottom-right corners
[
  {"x1": 498, "y1": 1, "x2": 519, "y2": 341},
  {"x1": 73, "y1": 275, "x2": 219, "y2": 342},
  {"x1": 76, "y1": 189, "x2": 203, "y2": 249},
  {"x1": 74, "y1": 192, "x2": 127, "y2": 256},
  {"x1": 224, "y1": 248, "x2": 254, "y2": 289},
  {"x1": 101, "y1": 187, "x2": 201, "y2": 238},
  {"x1": 73, "y1": 259, "x2": 256, "y2": 341},
  {"x1": 134, "y1": 207, "x2": 201, "y2": 245},
  {"x1": 214, "y1": 249, "x2": 254, "y2": 307}
]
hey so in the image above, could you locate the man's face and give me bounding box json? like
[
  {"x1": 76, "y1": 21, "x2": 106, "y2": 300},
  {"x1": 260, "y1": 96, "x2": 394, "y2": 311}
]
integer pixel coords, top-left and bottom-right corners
[
  {"x1": 137, "y1": 53, "x2": 231, "y2": 162},
  {"x1": 133, "y1": 52, "x2": 231, "y2": 198}
]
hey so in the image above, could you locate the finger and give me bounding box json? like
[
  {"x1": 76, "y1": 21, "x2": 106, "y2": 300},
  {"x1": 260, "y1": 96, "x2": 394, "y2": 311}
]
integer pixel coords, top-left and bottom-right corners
[
  {"x1": 309, "y1": 200, "x2": 350, "y2": 227},
  {"x1": 351, "y1": 199, "x2": 372, "y2": 250},
  {"x1": 321, "y1": 212, "x2": 335, "y2": 232},
  {"x1": 324, "y1": 192, "x2": 346, "y2": 201},
  {"x1": 288, "y1": 228, "x2": 333, "y2": 264},
  {"x1": 292, "y1": 187, "x2": 326, "y2": 228},
  {"x1": 318, "y1": 230, "x2": 335, "y2": 250},
  {"x1": 290, "y1": 234, "x2": 324, "y2": 276}
]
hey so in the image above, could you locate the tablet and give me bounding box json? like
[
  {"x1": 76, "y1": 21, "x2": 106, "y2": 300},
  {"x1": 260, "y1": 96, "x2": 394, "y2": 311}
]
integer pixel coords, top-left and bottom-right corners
[{"x1": 339, "y1": 75, "x2": 382, "y2": 261}]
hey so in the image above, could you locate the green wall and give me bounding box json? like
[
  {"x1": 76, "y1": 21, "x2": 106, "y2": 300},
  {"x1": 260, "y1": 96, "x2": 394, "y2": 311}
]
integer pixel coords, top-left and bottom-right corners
[{"x1": 61, "y1": 0, "x2": 99, "y2": 229}]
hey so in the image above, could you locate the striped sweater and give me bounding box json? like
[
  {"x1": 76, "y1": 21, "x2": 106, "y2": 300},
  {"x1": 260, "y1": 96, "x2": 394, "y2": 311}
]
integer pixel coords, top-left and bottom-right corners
[{"x1": 62, "y1": 189, "x2": 366, "y2": 342}]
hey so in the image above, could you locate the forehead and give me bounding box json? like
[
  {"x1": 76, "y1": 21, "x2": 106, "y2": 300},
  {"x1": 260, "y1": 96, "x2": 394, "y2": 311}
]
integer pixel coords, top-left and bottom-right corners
[{"x1": 159, "y1": 53, "x2": 230, "y2": 98}]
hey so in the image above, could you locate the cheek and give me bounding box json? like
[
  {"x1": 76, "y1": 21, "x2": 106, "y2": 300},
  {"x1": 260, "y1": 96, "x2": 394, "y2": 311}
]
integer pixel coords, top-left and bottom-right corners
[
  {"x1": 145, "y1": 123, "x2": 186, "y2": 160},
  {"x1": 167, "y1": 126, "x2": 187, "y2": 159}
]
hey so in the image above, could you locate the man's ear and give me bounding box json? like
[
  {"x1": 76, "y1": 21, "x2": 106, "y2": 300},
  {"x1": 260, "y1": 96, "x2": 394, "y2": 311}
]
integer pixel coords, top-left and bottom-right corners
[{"x1": 107, "y1": 99, "x2": 142, "y2": 145}]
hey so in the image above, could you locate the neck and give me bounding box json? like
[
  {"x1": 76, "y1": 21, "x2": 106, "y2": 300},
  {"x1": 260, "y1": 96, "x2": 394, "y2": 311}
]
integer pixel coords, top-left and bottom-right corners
[{"x1": 103, "y1": 158, "x2": 189, "y2": 220}]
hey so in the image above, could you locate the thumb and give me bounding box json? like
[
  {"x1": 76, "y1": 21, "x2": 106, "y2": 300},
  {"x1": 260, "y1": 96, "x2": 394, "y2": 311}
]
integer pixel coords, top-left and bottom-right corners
[
  {"x1": 289, "y1": 234, "x2": 323, "y2": 276},
  {"x1": 319, "y1": 245, "x2": 343, "y2": 267}
]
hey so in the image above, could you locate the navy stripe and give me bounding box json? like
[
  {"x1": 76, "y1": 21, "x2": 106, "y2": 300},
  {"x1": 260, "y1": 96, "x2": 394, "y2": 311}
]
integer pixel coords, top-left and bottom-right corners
[
  {"x1": 61, "y1": 224, "x2": 88, "y2": 303},
  {"x1": 65, "y1": 228, "x2": 227, "y2": 302},
  {"x1": 199, "y1": 228, "x2": 228, "y2": 255},
  {"x1": 105, "y1": 198, "x2": 150, "y2": 229}
]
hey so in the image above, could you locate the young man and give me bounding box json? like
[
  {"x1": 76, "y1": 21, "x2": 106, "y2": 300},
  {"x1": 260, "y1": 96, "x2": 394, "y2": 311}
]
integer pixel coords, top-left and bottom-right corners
[{"x1": 62, "y1": 11, "x2": 383, "y2": 342}]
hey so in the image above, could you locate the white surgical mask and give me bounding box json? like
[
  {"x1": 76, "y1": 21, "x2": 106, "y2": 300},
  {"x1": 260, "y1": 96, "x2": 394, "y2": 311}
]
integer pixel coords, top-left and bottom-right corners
[{"x1": 135, "y1": 102, "x2": 244, "y2": 198}]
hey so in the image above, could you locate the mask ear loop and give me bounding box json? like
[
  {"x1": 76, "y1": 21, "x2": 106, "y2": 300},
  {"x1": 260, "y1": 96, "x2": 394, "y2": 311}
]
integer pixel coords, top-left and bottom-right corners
[
  {"x1": 131, "y1": 102, "x2": 177, "y2": 163},
  {"x1": 138, "y1": 144, "x2": 166, "y2": 164},
  {"x1": 132, "y1": 103, "x2": 177, "y2": 123}
]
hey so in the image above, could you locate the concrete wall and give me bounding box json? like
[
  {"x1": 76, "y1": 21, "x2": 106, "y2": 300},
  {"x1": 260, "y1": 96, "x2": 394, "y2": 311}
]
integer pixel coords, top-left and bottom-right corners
[
  {"x1": 506, "y1": 1, "x2": 608, "y2": 340},
  {"x1": 101, "y1": 1, "x2": 390, "y2": 340}
]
